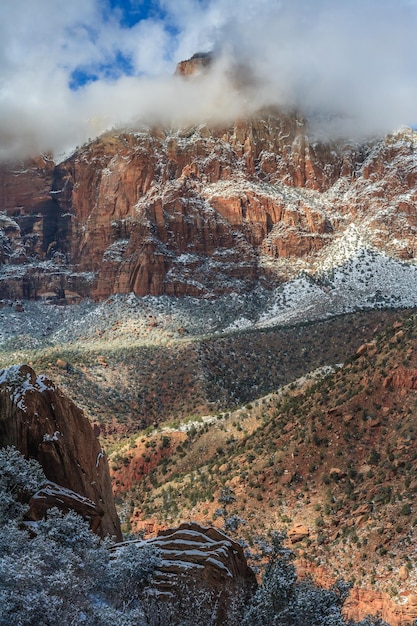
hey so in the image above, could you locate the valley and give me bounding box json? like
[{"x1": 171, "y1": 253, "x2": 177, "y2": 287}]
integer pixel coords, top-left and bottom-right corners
[
  {"x1": 107, "y1": 309, "x2": 417, "y2": 623},
  {"x1": 0, "y1": 298, "x2": 410, "y2": 435},
  {"x1": 1, "y1": 295, "x2": 417, "y2": 623}
]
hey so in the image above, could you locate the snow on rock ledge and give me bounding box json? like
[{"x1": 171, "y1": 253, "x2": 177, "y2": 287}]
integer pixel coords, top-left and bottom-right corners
[{"x1": 118, "y1": 522, "x2": 256, "y2": 622}]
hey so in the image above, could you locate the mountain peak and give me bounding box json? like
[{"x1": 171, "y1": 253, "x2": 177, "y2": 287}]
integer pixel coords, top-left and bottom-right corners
[{"x1": 175, "y1": 51, "x2": 214, "y2": 77}]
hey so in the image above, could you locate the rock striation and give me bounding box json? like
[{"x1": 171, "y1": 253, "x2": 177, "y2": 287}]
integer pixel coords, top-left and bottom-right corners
[
  {"x1": 0, "y1": 58, "x2": 417, "y2": 301},
  {"x1": 123, "y1": 522, "x2": 256, "y2": 622},
  {"x1": 0, "y1": 364, "x2": 121, "y2": 539},
  {"x1": 28, "y1": 482, "x2": 105, "y2": 535}
]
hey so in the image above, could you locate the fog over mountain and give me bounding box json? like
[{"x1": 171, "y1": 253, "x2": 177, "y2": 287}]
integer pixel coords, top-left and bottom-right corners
[{"x1": 1, "y1": 0, "x2": 416, "y2": 160}]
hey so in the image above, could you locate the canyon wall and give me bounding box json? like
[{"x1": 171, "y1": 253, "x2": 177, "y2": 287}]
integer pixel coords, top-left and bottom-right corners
[{"x1": 1, "y1": 106, "x2": 416, "y2": 301}]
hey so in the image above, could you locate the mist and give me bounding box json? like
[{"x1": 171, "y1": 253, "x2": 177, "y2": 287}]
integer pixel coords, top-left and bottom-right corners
[{"x1": 1, "y1": 0, "x2": 416, "y2": 161}]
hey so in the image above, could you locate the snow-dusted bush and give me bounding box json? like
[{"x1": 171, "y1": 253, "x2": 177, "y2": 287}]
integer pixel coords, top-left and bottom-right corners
[
  {"x1": 0, "y1": 448, "x2": 390, "y2": 625},
  {"x1": 0, "y1": 446, "x2": 46, "y2": 524},
  {"x1": 241, "y1": 532, "x2": 389, "y2": 626},
  {"x1": 241, "y1": 532, "x2": 298, "y2": 626},
  {"x1": 0, "y1": 447, "x2": 160, "y2": 626},
  {"x1": 0, "y1": 506, "x2": 161, "y2": 626},
  {"x1": 224, "y1": 514, "x2": 246, "y2": 533}
]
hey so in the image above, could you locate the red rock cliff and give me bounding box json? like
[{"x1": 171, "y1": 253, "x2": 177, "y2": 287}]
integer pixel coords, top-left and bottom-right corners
[
  {"x1": 0, "y1": 364, "x2": 122, "y2": 540},
  {"x1": 1, "y1": 94, "x2": 416, "y2": 300}
]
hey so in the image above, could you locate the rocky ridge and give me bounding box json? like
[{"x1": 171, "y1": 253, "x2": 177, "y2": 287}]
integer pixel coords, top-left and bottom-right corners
[
  {"x1": 108, "y1": 312, "x2": 417, "y2": 625},
  {"x1": 123, "y1": 521, "x2": 256, "y2": 622}
]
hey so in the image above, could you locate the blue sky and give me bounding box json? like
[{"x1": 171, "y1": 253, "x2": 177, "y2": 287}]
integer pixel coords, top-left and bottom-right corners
[
  {"x1": 68, "y1": 1, "x2": 179, "y2": 89},
  {"x1": 107, "y1": 0, "x2": 165, "y2": 27},
  {"x1": 1, "y1": 0, "x2": 417, "y2": 159}
]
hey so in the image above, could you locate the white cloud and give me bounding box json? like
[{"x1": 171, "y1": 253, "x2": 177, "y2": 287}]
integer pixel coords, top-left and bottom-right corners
[{"x1": 0, "y1": 0, "x2": 417, "y2": 160}]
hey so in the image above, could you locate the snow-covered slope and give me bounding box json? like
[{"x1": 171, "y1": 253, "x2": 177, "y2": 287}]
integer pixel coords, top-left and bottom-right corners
[
  {"x1": 0, "y1": 119, "x2": 416, "y2": 341},
  {"x1": 0, "y1": 238, "x2": 416, "y2": 350}
]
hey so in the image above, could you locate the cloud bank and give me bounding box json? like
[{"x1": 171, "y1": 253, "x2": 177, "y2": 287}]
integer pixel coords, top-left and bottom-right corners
[{"x1": 1, "y1": 0, "x2": 417, "y2": 160}]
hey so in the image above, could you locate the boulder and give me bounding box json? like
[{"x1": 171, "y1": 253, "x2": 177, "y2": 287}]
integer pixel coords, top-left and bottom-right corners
[
  {"x1": 288, "y1": 524, "x2": 310, "y2": 544},
  {"x1": 127, "y1": 522, "x2": 257, "y2": 622}
]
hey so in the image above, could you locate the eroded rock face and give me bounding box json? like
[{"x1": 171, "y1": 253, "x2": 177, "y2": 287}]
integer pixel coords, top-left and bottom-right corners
[
  {"x1": 0, "y1": 364, "x2": 121, "y2": 539},
  {"x1": 345, "y1": 587, "x2": 417, "y2": 626},
  {"x1": 0, "y1": 154, "x2": 89, "y2": 300},
  {"x1": 298, "y1": 559, "x2": 417, "y2": 626},
  {"x1": 1, "y1": 65, "x2": 417, "y2": 300},
  {"x1": 0, "y1": 116, "x2": 356, "y2": 298},
  {"x1": 151, "y1": 522, "x2": 256, "y2": 585},
  {"x1": 383, "y1": 367, "x2": 417, "y2": 390}
]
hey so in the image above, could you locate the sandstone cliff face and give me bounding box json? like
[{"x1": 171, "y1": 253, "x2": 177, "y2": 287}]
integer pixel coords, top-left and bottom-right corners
[
  {"x1": 62, "y1": 121, "x2": 416, "y2": 298},
  {"x1": 0, "y1": 364, "x2": 121, "y2": 539},
  {"x1": 346, "y1": 587, "x2": 417, "y2": 626},
  {"x1": 1, "y1": 67, "x2": 417, "y2": 300},
  {"x1": 0, "y1": 153, "x2": 90, "y2": 300}
]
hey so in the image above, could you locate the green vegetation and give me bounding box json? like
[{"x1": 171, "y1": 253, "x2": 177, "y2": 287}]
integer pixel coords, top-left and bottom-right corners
[
  {"x1": 0, "y1": 308, "x2": 408, "y2": 439},
  {"x1": 112, "y1": 311, "x2": 417, "y2": 597}
]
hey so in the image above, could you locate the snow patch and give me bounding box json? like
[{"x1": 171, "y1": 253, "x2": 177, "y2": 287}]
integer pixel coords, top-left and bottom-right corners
[
  {"x1": 0, "y1": 365, "x2": 55, "y2": 412},
  {"x1": 42, "y1": 431, "x2": 62, "y2": 443}
]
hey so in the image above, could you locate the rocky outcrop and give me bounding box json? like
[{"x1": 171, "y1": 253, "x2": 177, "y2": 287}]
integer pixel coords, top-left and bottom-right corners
[
  {"x1": 383, "y1": 367, "x2": 417, "y2": 390},
  {"x1": 345, "y1": 588, "x2": 417, "y2": 626},
  {"x1": 0, "y1": 364, "x2": 121, "y2": 539},
  {"x1": 298, "y1": 559, "x2": 417, "y2": 626},
  {"x1": 288, "y1": 524, "x2": 310, "y2": 544},
  {"x1": 150, "y1": 522, "x2": 256, "y2": 585},
  {"x1": 28, "y1": 482, "x2": 105, "y2": 535},
  {"x1": 126, "y1": 522, "x2": 256, "y2": 622}
]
